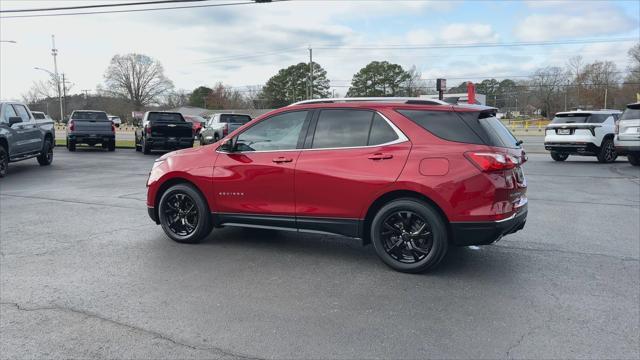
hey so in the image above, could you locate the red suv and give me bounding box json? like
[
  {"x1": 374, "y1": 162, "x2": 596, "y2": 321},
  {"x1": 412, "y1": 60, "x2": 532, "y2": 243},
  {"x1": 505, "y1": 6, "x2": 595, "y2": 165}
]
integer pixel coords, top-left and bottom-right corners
[{"x1": 146, "y1": 98, "x2": 527, "y2": 273}]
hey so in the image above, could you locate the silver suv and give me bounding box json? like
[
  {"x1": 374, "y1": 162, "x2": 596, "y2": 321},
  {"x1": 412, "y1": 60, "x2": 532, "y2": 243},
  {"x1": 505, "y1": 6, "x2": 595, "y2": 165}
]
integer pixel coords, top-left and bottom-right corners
[{"x1": 615, "y1": 103, "x2": 640, "y2": 166}]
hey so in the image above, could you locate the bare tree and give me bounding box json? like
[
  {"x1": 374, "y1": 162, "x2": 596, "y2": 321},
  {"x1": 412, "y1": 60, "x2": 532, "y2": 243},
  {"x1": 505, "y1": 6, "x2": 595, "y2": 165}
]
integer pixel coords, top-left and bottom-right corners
[
  {"x1": 162, "y1": 89, "x2": 190, "y2": 109},
  {"x1": 530, "y1": 66, "x2": 568, "y2": 117},
  {"x1": 103, "y1": 53, "x2": 174, "y2": 110},
  {"x1": 567, "y1": 55, "x2": 584, "y2": 107},
  {"x1": 403, "y1": 66, "x2": 428, "y2": 96}
]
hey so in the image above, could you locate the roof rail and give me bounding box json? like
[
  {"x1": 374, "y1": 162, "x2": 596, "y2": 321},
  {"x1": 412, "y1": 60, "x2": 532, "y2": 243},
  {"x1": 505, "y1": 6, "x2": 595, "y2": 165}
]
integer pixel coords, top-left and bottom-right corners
[{"x1": 289, "y1": 97, "x2": 450, "y2": 106}]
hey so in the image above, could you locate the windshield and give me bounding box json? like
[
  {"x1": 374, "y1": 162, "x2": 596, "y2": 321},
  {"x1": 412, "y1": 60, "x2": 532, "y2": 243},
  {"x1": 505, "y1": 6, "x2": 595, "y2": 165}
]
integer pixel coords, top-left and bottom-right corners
[
  {"x1": 220, "y1": 114, "x2": 251, "y2": 124},
  {"x1": 551, "y1": 113, "x2": 610, "y2": 124},
  {"x1": 72, "y1": 111, "x2": 108, "y2": 120},
  {"x1": 620, "y1": 108, "x2": 640, "y2": 121},
  {"x1": 147, "y1": 112, "x2": 184, "y2": 122}
]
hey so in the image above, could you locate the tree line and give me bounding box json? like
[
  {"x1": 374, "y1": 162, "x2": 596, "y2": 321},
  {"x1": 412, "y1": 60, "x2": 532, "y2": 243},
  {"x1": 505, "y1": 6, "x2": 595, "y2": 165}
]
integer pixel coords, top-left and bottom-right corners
[{"x1": 22, "y1": 43, "x2": 640, "y2": 121}]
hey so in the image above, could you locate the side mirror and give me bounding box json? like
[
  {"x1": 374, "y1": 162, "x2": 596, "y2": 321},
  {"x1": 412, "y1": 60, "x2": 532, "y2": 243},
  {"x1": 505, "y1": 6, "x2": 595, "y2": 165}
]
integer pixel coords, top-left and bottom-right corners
[
  {"x1": 219, "y1": 138, "x2": 235, "y2": 152},
  {"x1": 8, "y1": 117, "x2": 22, "y2": 126}
]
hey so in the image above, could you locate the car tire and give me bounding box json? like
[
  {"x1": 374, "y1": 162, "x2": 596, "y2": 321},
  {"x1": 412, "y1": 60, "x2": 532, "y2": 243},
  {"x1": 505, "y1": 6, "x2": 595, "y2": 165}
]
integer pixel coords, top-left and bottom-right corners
[
  {"x1": 198, "y1": 136, "x2": 205, "y2": 146},
  {"x1": 142, "y1": 138, "x2": 151, "y2": 155},
  {"x1": 370, "y1": 198, "x2": 448, "y2": 273},
  {"x1": 68, "y1": 139, "x2": 76, "y2": 152},
  {"x1": 628, "y1": 153, "x2": 640, "y2": 166},
  {"x1": 0, "y1": 145, "x2": 8, "y2": 178},
  {"x1": 214, "y1": 134, "x2": 220, "y2": 143},
  {"x1": 108, "y1": 140, "x2": 116, "y2": 152},
  {"x1": 158, "y1": 183, "x2": 212, "y2": 244},
  {"x1": 597, "y1": 138, "x2": 617, "y2": 163},
  {"x1": 37, "y1": 139, "x2": 53, "y2": 166},
  {"x1": 550, "y1": 152, "x2": 569, "y2": 161}
]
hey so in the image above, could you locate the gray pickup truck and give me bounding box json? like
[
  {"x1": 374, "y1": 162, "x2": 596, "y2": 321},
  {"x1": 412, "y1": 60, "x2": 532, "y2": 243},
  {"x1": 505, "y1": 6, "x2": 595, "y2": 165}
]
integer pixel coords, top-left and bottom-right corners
[
  {"x1": 0, "y1": 101, "x2": 55, "y2": 177},
  {"x1": 67, "y1": 110, "x2": 115, "y2": 151}
]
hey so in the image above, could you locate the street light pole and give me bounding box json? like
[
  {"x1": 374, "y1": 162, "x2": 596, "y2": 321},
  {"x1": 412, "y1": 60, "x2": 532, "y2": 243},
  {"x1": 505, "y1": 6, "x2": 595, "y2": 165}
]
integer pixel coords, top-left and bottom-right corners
[{"x1": 51, "y1": 35, "x2": 64, "y2": 121}]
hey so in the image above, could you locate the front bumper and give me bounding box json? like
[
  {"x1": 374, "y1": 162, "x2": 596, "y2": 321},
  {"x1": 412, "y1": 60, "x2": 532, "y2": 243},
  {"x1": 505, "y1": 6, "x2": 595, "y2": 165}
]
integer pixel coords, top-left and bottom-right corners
[
  {"x1": 146, "y1": 137, "x2": 193, "y2": 150},
  {"x1": 450, "y1": 203, "x2": 528, "y2": 246},
  {"x1": 148, "y1": 206, "x2": 159, "y2": 224}
]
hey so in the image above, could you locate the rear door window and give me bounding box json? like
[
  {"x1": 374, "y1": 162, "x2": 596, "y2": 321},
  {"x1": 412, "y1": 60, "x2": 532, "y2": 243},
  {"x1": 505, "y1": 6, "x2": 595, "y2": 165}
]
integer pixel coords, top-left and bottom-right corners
[
  {"x1": 368, "y1": 113, "x2": 399, "y2": 145},
  {"x1": 312, "y1": 109, "x2": 374, "y2": 149}
]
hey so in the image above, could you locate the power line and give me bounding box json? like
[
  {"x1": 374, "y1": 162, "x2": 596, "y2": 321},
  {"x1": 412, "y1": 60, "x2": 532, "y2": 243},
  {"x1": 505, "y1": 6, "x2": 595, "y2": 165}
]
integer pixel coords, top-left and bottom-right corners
[
  {"x1": 0, "y1": 0, "x2": 285, "y2": 19},
  {"x1": 0, "y1": 0, "x2": 207, "y2": 13},
  {"x1": 314, "y1": 37, "x2": 637, "y2": 50}
]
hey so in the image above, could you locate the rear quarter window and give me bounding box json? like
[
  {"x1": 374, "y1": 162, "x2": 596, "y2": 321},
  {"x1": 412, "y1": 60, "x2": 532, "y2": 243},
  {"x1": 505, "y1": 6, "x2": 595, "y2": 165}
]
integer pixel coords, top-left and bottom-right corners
[{"x1": 396, "y1": 109, "x2": 484, "y2": 145}]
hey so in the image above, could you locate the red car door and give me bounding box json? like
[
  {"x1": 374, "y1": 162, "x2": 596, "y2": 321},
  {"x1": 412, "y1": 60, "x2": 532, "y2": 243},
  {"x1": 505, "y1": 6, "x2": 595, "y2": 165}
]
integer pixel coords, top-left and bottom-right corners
[
  {"x1": 295, "y1": 109, "x2": 411, "y2": 235},
  {"x1": 212, "y1": 110, "x2": 311, "y2": 224}
]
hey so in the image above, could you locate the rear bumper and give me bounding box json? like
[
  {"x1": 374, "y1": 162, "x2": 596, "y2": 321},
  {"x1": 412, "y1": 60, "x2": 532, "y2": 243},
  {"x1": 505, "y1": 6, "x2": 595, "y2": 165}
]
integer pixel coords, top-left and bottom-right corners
[
  {"x1": 614, "y1": 137, "x2": 640, "y2": 155},
  {"x1": 146, "y1": 137, "x2": 193, "y2": 150},
  {"x1": 450, "y1": 203, "x2": 527, "y2": 246},
  {"x1": 68, "y1": 133, "x2": 115, "y2": 143},
  {"x1": 544, "y1": 142, "x2": 599, "y2": 155}
]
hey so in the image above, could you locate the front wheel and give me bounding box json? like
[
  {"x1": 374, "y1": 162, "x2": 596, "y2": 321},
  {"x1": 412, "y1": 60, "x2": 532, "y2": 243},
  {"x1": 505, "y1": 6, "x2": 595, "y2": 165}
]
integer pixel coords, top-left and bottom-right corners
[
  {"x1": 628, "y1": 153, "x2": 640, "y2": 166},
  {"x1": 370, "y1": 199, "x2": 448, "y2": 273},
  {"x1": 37, "y1": 139, "x2": 53, "y2": 166},
  {"x1": 0, "y1": 145, "x2": 8, "y2": 177},
  {"x1": 550, "y1": 152, "x2": 569, "y2": 162},
  {"x1": 158, "y1": 183, "x2": 212, "y2": 244},
  {"x1": 597, "y1": 138, "x2": 617, "y2": 163}
]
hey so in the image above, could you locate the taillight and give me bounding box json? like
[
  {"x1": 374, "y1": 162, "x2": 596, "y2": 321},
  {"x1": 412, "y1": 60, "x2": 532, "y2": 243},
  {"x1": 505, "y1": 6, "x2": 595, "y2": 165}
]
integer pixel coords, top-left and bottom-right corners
[
  {"x1": 145, "y1": 126, "x2": 151, "y2": 135},
  {"x1": 223, "y1": 124, "x2": 229, "y2": 136},
  {"x1": 68, "y1": 120, "x2": 75, "y2": 131},
  {"x1": 614, "y1": 120, "x2": 620, "y2": 134},
  {"x1": 111, "y1": 123, "x2": 116, "y2": 133},
  {"x1": 465, "y1": 152, "x2": 517, "y2": 172}
]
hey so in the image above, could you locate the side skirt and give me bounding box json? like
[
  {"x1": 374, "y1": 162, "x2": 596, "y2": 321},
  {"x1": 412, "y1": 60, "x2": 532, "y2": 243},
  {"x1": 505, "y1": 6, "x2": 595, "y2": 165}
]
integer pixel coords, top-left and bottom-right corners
[{"x1": 213, "y1": 213, "x2": 363, "y2": 239}]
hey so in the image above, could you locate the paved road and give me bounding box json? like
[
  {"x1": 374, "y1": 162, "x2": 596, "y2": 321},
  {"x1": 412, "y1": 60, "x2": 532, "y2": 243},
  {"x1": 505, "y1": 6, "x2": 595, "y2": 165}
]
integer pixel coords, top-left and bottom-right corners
[{"x1": 1, "y1": 149, "x2": 638, "y2": 359}]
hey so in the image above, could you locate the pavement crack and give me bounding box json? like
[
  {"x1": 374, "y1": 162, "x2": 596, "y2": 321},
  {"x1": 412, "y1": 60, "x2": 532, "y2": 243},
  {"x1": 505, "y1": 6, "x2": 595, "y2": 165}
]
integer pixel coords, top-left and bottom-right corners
[
  {"x1": 505, "y1": 324, "x2": 543, "y2": 358},
  {"x1": 0, "y1": 194, "x2": 140, "y2": 210},
  {"x1": 1, "y1": 301, "x2": 262, "y2": 359}
]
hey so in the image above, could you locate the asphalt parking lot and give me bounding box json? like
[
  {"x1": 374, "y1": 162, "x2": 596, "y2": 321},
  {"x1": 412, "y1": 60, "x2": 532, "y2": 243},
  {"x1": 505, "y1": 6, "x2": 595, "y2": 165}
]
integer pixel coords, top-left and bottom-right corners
[{"x1": 1, "y1": 147, "x2": 639, "y2": 359}]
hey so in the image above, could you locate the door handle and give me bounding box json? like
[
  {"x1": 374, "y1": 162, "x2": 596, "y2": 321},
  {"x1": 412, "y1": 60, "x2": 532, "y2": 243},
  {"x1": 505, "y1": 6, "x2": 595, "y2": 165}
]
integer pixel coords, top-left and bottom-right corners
[
  {"x1": 368, "y1": 153, "x2": 393, "y2": 160},
  {"x1": 272, "y1": 157, "x2": 293, "y2": 163}
]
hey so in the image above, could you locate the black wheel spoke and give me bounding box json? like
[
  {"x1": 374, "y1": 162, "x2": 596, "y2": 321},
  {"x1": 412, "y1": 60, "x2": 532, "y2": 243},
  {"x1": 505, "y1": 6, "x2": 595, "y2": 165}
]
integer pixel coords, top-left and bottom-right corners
[
  {"x1": 163, "y1": 192, "x2": 199, "y2": 237},
  {"x1": 380, "y1": 210, "x2": 433, "y2": 264}
]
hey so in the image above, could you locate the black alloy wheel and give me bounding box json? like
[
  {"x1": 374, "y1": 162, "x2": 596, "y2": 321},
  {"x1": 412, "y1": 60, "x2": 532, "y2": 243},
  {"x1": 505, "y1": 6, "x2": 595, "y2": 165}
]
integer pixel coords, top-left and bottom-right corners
[
  {"x1": 158, "y1": 183, "x2": 211, "y2": 243},
  {"x1": 37, "y1": 139, "x2": 53, "y2": 166},
  {"x1": 597, "y1": 138, "x2": 617, "y2": 163},
  {"x1": 381, "y1": 211, "x2": 433, "y2": 264},
  {"x1": 0, "y1": 146, "x2": 8, "y2": 177},
  {"x1": 550, "y1": 152, "x2": 568, "y2": 162},
  {"x1": 371, "y1": 199, "x2": 448, "y2": 273}
]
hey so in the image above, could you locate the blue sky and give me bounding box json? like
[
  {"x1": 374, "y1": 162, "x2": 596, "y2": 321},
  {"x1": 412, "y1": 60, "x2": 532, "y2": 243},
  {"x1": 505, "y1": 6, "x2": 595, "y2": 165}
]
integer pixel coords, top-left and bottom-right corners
[{"x1": 1, "y1": 0, "x2": 639, "y2": 100}]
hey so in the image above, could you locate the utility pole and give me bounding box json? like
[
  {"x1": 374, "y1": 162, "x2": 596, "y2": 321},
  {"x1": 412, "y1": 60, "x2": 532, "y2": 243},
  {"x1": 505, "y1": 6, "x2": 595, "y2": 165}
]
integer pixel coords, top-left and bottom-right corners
[
  {"x1": 308, "y1": 46, "x2": 313, "y2": 100},
  {"x1": 604, "y1": 87, "x2": 608, "y2": 109},
  {"x1": 82, "y1": 89, "x2": 90, "y2": 98},
  {"x1": 51, "y1": 35, "x2": 64, "y2": 122}
]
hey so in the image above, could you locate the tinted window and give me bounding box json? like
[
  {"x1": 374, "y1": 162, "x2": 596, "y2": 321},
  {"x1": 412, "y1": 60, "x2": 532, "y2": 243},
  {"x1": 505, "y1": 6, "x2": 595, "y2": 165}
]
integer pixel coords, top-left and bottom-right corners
[
  {"x1": 479, "y1": 116, "x2": 520, "y2": 148},
  {"x1": 72, "y1": 111, "x2": 108, "y2": 120},
  {"x1": 397, "y1": 109, "x2": 483, "y2": 144},
  {"x1": 235, "y1": 111, "x2": 308, "y2": 152},
  {"x1": 312, "y1": 110, "x2": 373, "y2": 149},
  {"x1": 147, "y1": 112, "x2": 183, "y2": 122},
  {"x1": 551, "y1": 113, "x2": 612, "y2": 124},
  {"x1": 368, "y1": 114, "x2": 399, "y2": 145},
  {"x1": 620, "y1": 108, "x2": 640, "y2": 121},
  {"x1": 220, "y1": 114, "x2": 251, "y2": 124},
  {"x1": 12, "y1": 105, "x2": 31, "y2": 122},
  {"x1": 33, "y1": 112, "x2": 45, "y2": 120}
]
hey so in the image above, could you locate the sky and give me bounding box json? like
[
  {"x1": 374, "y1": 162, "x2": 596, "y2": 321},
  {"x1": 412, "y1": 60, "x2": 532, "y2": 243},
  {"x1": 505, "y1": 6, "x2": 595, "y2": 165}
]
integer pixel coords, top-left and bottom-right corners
[{"x1": 0, "y1": 0, "x2": 639, "y2": 101}]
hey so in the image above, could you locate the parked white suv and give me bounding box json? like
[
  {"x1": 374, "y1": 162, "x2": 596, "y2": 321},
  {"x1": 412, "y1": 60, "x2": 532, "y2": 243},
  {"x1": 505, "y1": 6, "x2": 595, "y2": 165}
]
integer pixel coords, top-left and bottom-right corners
[
  {"x1": 615, "y1": 103, "x2": 640, "y2": 166},
  {"x1": 544, "y1": 109, "x2": 622, "y2": 163}
]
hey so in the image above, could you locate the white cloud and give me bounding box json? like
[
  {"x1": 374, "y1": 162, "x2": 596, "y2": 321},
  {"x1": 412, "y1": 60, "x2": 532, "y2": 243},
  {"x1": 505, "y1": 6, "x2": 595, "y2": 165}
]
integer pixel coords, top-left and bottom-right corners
[{"x1": 514, "y1": 7, "x2": 636, "y2": 41}]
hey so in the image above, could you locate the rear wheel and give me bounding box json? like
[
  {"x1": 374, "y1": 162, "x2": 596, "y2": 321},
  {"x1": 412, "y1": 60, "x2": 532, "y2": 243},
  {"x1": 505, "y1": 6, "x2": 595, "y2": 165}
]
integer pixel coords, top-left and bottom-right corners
[
  {"x1": 37, "y1": 139, "x2": 53, "y2": 166},
  {"x1": 107, "y1": 140, "x2": 116, "y2": 152},
  {"x1": 158, "y1": 183, "x2": 212, "y2": 244},
  {"x1": 628, "y1": 153, "x2": 640, "y2": 166},
  {"x1": 597, "y1": 138, "x2": 617, "y2": 163},
  {"x1": 142, "y1": 138, "x2": 151, "y2": 154},
  {"x1": 371, "y1": 199, "x2": 448, "y2": 273},
  {"x1": 0, "y1": 145, "x2": 8, "y2": 178},
  {"x1": 550, "y1": 152, "x2": 569, "y2": 162},
  {"x1": 67, "y1": 139, "x2": 76, "y2": 152}
]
